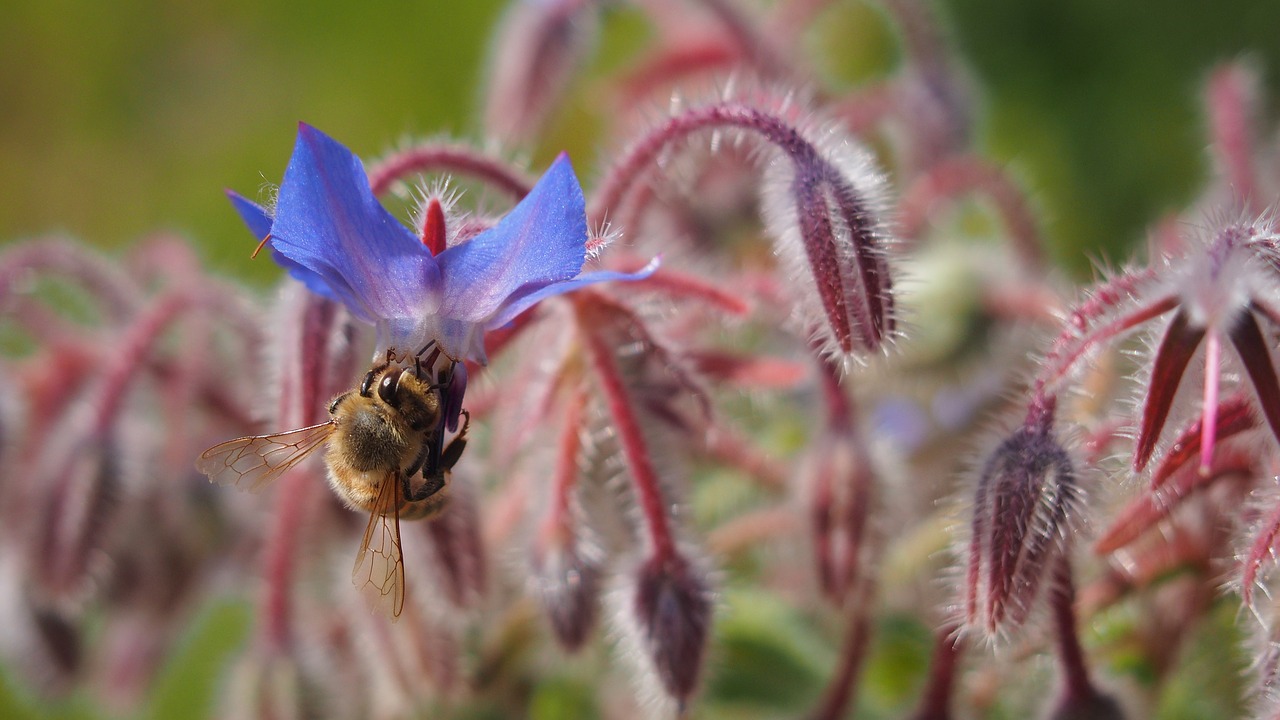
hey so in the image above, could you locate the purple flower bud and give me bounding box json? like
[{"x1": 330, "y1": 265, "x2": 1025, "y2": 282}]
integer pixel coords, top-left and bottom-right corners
[
  {"x1": 807, "y1": 361, "x2": 875, "y2": 605},
  {"x1": 0, "y1": 548, "x2": 81, "y2": 696},
  {"x1": 615, "y1": 551, "x2": 714, "y2": 709},
  {"x1": 32, "y1": 436, "x2": 120, "y2": 604},
  {"x1": 529, "y1": 527, "x2": 603, "y2": 652},
  {"x1": 760, "y1": 126, "x2": 895, "y2": 358},
  {"x1": 964, "y1": 419, "x2": 1078, "y2": 637}
]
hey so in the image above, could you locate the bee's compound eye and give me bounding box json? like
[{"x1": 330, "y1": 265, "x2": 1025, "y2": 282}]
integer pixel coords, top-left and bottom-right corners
[{"x1": 377, "y1": 372, "x2": 401, "y2": 405}]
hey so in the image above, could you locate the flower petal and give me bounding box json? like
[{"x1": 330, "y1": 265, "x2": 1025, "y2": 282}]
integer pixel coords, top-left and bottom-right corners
[
  {"x1": 270, "y1": 123, "x2": 440, "y2": 323},
  {"x1": 1231, "y1": 307, "x2": 1280, "y2": 446},
  {"x1": 436, "y1": 153, "x2": 587, "y2": 322},
  {"x1": 226, "y1": 190, "x2": 337, "y2": 301},
  {"x1": 226, "y1": 189, "x2": 272, "y2": 239},
  {"x1": 1134, "y1": 309, "x2": 1205, "y2": 470},
  {"x1": 487, "y1": 260, "x2": 660, "y2": 330}
]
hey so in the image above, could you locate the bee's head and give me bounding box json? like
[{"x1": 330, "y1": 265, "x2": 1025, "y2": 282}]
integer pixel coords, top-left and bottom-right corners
[{"x1": 359, "y1": 363, "x2": 409, "y2": 405}]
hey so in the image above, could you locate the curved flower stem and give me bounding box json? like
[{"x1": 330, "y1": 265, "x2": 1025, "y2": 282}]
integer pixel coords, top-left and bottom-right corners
[
  {"x1": 589, "y1": 101, "x2": 820, "y2": 229},
  {"x1": 610, "y1": 253, "x2": 752, "y2": 316},
  {"x1": 697, "y1": 420, "x2": 788, "y2": 491},
  {"x1": 1030, "y1": 267, "x2": 1172, "y2": 405},
  {"x1": 0, "y1": 238, "x2": 142, "y2": 324},
  {"x1": 689, "y1": 0, "x2": 790, "y2": 79},
  {"x1": 909, "y1": 625, "x2": 962, "y2": 720},
  {"x1": 617, "y1": 41, "x2": 739, "y2": 113},
  {"x1": 1049, "y1": 554, "x2": 1096, "y2": 703},
  {"x1": 807, "y1": 582, "x2": 875, "y2": 720},
  {"x1": 706, "y1": 506, "x2": 796, "y2": 555},
  {"x1": 541, "y1": 382, "x2": 588, "y2": 546},
  {"x1": 828, "y1": 82, "x2": 896, "y2": 137},
  {"x1": 819, "y1": 351, "x2": 854, "y2": 429},
  {"x1": 578, "y1": 302, "x2": 677, "y2": 563},
  {"x1": 811, "y1": 352, "x2": 875, "y2": 603},
  {"x1": 94, "y1": 291, "x2": 193, "y2": 434},
  {"x1": 367, "y1": 143, "x2": 534, "y2": 200},
  {"x1": 767, "y1": 0, "x2": 837, "y2": 46},
  {"x1": 898, "y1": 154, "x2": 1046, "y2": 275}
]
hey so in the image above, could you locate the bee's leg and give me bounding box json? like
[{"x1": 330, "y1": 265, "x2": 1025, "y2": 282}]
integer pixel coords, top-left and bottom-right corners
[
  {"x1": 402, "y1": 441, "x2": 432, "y2": 481},
  {"x1": 437, "y1": 409, "x2": 470, "y2": 473},
  {"x1": 403, "y1": 411, "x2": 470, "y2": 502}
]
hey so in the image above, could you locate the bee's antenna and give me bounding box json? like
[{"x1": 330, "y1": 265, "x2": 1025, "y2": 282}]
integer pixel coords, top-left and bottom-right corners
[{"x1": 361, "y1": 355, "x2": 395, "y2": 397}]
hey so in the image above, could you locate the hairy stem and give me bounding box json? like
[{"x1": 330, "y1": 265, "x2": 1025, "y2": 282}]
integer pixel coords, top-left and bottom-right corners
[{"x1": 368, "y1": 143, "x2": 533, "y2": 200}]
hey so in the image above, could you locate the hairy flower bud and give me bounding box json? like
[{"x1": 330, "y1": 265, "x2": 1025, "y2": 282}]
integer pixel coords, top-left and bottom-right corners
[
  {"x1": 33, "y1": 435, "x2": 120, "y2": 604},
  {"x1": 760, "y1": 126, "x2": 895, "y2": 359},
  {"x1": 530, "y1": 528, "x2": 603, "y2": 652},
  {"x1": 0, "y1": 553, "x2": 81, "y2": 697},
  {"x1": 964, "y1": 420, "x2": 1079, "y2": 637},
  {"x1": 809, "y1": 433, "x2": 873, "y2": 605},
  {"x1": 614, "y1": 551, "x2": 714, "y2": 711}
]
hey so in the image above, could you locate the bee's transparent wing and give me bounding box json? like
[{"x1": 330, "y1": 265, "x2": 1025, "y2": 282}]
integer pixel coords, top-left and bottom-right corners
[
  {"x1": 195, "y1": 421, "x2": 336, "y2": 492},
  {"x1": 353, "y1": 471, "x2": 406, "y2": 619}
]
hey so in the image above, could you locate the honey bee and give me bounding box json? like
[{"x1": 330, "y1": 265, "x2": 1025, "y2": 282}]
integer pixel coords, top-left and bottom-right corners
[{"x1": 196, "y1": 350, "x2": 470, "y2": 618}]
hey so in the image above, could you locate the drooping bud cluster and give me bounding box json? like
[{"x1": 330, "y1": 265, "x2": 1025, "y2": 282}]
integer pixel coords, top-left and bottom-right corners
[
  {"x1": 760, "y1": 123, "x2": 896, "y2": 359},
  {"x1": 964, "y1": 403, "x2": 1079, "y2": 638}
]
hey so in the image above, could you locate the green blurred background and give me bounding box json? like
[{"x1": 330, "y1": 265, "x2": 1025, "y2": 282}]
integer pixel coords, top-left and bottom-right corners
[
  {"x1": 4, "y1": 1, "x2": 1280, "y2": 717},
  {"x1": 4, "y1": 0, "x2": 1280, "y2": 284}
]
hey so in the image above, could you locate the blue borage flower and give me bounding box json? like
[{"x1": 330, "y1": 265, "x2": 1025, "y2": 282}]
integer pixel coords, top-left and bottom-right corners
[{"x1": 228, "y1": 123, "x2": 654, "y2": 364}]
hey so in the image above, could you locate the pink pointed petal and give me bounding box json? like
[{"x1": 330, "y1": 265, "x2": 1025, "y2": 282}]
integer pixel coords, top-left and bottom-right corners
[
  {"x1": 1096, "y1": 447, "x2": 1251, "y2": 554},
  {"x1": 1134, "y1": 310, "x2": 1205, "y2": 471},
  {"x1": 1230, "y1": 308, "x2": 1280, "y2": 448},
  {"x1": 1149, "y1": 392, "x2": 1257, "y2": 489}
]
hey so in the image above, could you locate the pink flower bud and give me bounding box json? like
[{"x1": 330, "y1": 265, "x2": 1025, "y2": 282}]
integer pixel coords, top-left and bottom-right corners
[
  {"x1": 616, "y1": 551, "x2": 714, "y2": 709},
  {"x1": 964, "y1": 420, "x2": 1078, "y2": 637},
  {"x1": 760, "y1": 127, "x2": 895, "y2": 358},
  {"x1": 0, "y1": 569, "x2": 81, "y2": 697},
  {"x1": 530, "y1": 529, "x2": 603, "y2": 652},
  {"x1": 809, "y1": 435, "x2": 873, "y2": 604}
]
